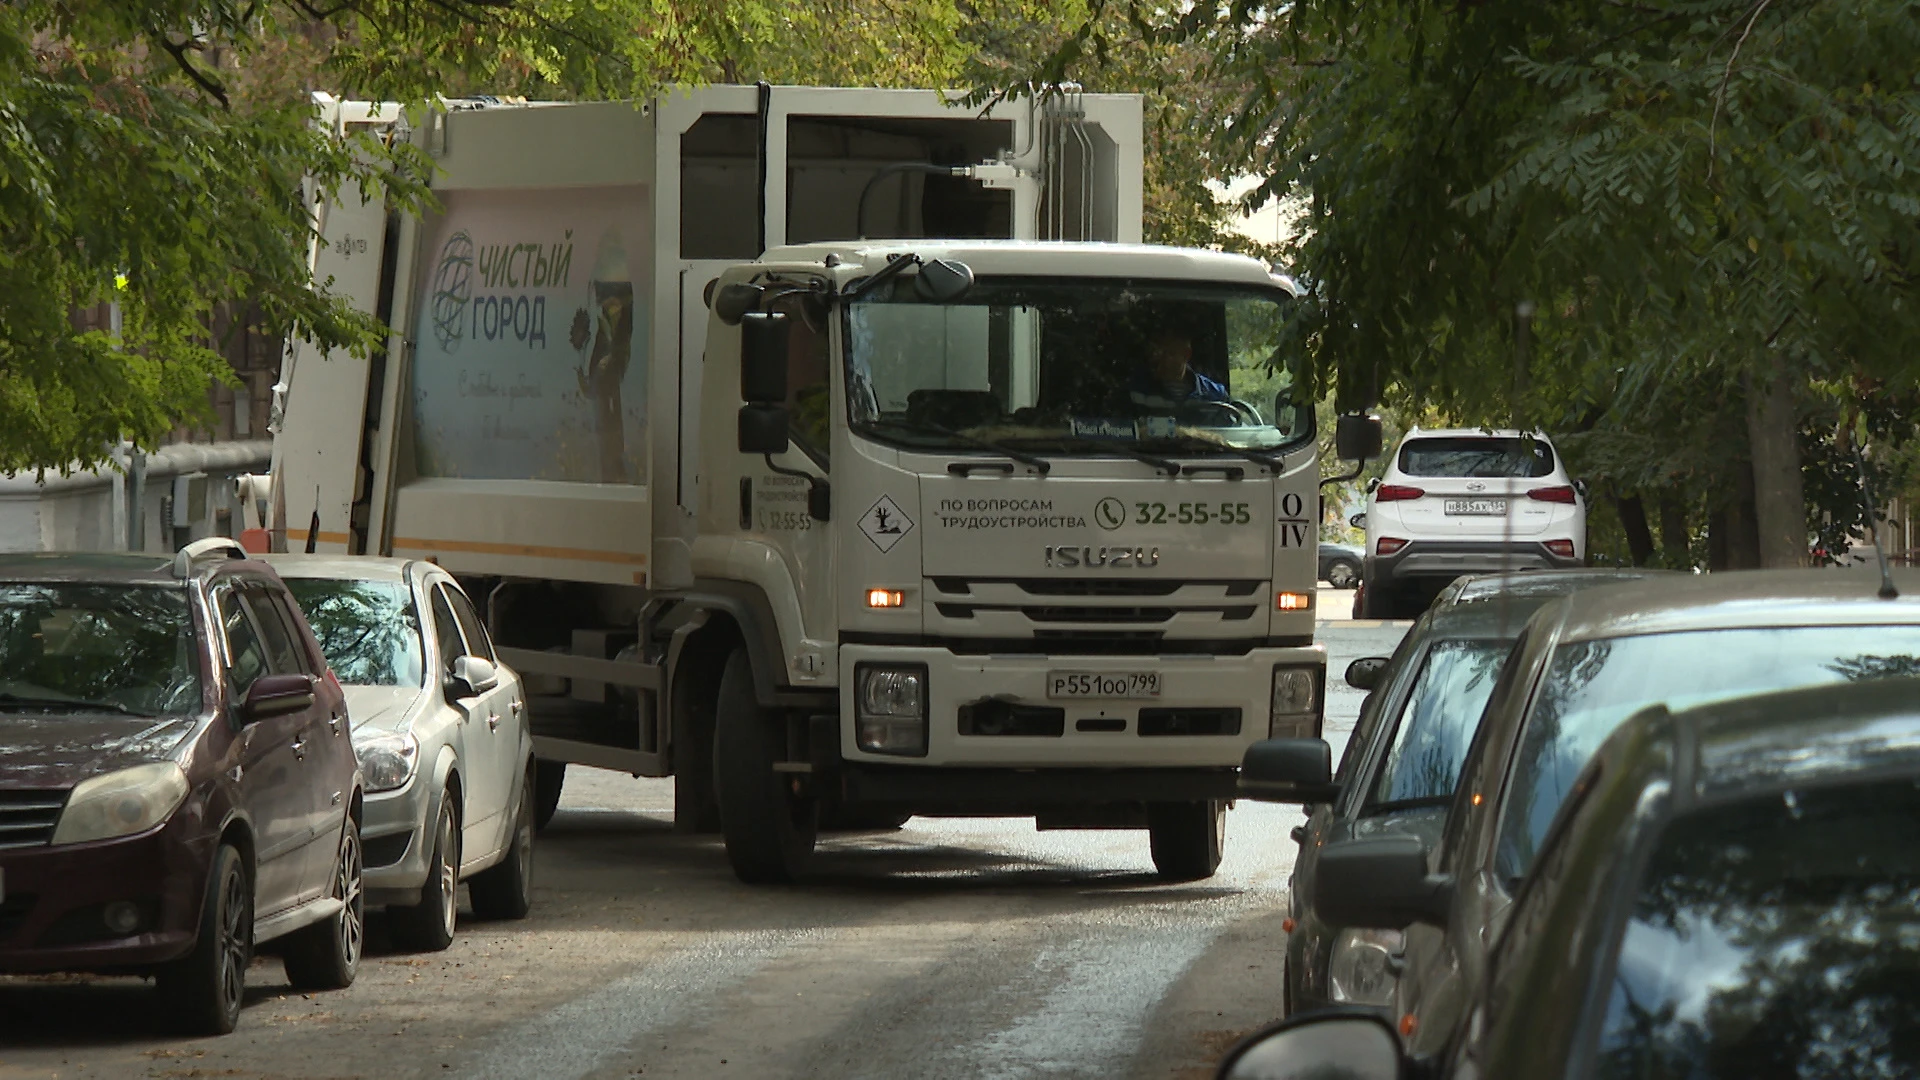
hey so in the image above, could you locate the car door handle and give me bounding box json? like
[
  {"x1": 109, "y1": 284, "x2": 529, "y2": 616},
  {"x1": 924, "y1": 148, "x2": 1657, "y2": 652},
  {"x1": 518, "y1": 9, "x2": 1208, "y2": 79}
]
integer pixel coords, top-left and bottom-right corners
[
  {"x1": 487, "y1": 713, "x2": 500, "y2": 732},
  {"x1": 510, "y1": 699, "x2": 524, "y2": 716},
  {"x1": 290, "y1": 738, "x2": 307, "y2": 761},
  {"x1": 329, "y1": 714, "x2": 342, "y2": 736}
]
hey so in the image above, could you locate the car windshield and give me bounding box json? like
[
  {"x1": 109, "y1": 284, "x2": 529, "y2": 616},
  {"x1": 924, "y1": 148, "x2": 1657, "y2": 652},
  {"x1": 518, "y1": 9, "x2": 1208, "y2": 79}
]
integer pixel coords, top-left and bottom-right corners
[
  {"x1": 844, "y1": 277, "x2": 1309, "y2": 456},
  {"x1": 1595, "y1": 777, "x2": 1920, "y2": 1078},
  {"x1": 1398, "y1": 436, "x2": 1554, "y2": 478},
  {"x1": 1495, "y1": 625, "x2": 1920, "y2": 881},
  {"x1": 284, "y1": 578, "x2": 425, "y2": 688},
  {"x1": 0, "y1": 583, "x2": 201, "y2": 717},
  {"x1": 1371, "y1": 639, "x2": 1511, "y2": 806}
]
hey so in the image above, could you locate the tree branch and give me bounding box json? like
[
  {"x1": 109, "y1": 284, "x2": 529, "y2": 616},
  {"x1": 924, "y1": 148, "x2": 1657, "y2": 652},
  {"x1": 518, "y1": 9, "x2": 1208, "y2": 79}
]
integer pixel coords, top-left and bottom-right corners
[
  {"x1": 1708, "y1": 0, "x2": 1773, "y2": 180},
  {"x1": 157, "y1": 35, "x2": 229, "y2": 108}
]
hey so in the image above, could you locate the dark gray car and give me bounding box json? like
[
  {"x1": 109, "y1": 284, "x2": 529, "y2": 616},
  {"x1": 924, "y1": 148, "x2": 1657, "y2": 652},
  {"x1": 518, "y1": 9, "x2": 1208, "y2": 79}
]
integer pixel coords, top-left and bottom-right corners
[
  {"x1": 1219, "y1": 675, "x2": 1920, "y2": 1079},
  {"x1": 1312, "y1": 567, "x2": 1920, "y2": 1065},
  {"x1": 1255, "y1": 568, "x2": 1661, "y2": 1015}
]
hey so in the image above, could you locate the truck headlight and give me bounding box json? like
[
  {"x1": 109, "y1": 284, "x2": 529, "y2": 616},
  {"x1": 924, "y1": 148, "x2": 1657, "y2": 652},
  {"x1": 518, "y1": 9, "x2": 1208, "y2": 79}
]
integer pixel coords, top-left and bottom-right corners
[
  {"x1": 52, "y1": 762, "x2": 190, "y2": 846},
  {"x1": 1328, "y1": 927, "x2": 1403, "y2": 1006},
  {"x1": 855, "y1": 664, "x2": 928, "y2": 756},
  {"x1": 1270, "y1": 665, "x2": 1322, "y2": 739},
  {"x1": 355, "y1": 732, "x2": 419, "y2": 793}
]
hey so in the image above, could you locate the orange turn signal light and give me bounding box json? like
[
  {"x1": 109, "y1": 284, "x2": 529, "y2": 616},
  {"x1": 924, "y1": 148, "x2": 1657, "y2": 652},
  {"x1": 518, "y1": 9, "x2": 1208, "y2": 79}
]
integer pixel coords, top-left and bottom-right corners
[
  {"x1": 866, "y1": 588, "x2": 905, "y2": 609},
  {"x1": 1275, "y1": 591, "x2": 1312, "y2": 612}
]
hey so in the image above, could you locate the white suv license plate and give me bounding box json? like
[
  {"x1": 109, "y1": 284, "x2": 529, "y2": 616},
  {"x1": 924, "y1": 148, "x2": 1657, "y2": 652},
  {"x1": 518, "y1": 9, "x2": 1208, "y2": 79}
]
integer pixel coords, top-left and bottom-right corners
[
  {"x1": 1444, "y1": 498, "x2": 1507, "y2": 516},
  {"x1": 1047, "y1": 671, "x2": 1162, "y2": 699}
]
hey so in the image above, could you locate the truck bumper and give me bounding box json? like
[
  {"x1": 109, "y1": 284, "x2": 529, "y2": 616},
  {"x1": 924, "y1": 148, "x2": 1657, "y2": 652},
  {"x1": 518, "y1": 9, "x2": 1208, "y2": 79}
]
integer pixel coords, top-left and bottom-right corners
[{"x1": 836, "y1": 643, "x2": 1325, "y2": 770}]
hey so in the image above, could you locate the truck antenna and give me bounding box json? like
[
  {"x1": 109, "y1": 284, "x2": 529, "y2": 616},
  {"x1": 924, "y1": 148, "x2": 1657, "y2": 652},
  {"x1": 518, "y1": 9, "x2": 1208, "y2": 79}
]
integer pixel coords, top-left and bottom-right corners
[{"x1": 1856, "y1": 449, "x2": 1898, "y2": 600}]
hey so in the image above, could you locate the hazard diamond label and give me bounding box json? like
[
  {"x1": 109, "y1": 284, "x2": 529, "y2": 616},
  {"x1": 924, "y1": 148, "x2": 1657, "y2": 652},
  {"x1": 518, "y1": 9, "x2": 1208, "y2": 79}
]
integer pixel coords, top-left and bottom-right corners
[{"x1": 860, "y1": 495, "x2": 915, "y2": 553}]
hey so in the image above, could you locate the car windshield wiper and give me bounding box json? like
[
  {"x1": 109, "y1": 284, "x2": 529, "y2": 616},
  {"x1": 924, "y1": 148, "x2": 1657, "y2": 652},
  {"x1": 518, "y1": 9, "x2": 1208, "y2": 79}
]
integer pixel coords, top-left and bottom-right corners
[
  {"x1": 0, "y1": 692, "x2": 154, "y2": 718},
  {"x1": 1009, "y1": 436, "x2": 1183, "y2": 477},
  {"x1": 1143, "y1": 433, "x2": 1287, "y2": 473},
  {"x1": 855, "y1": 419, "x2": 1052, "y2": 475}
]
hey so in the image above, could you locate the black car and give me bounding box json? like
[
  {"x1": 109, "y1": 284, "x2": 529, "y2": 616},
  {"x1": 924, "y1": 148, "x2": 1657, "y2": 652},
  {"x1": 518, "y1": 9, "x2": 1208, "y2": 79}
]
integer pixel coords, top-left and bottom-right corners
[
  {"x1": 1308, "y1": 568, "x2": 1920, "y2": 1064},
  {"x1": 1219, "y1": 675, "x2": 1920, "y2": 1078},
  {"x1": 1318, "y1": 543, "x2": 1363, "y2": 590},
  {"x1": 0, "y1": 541, "x2": 364, "y2": 1034},
  {"x1": 1249, "y1": 569, "x2": 1660, "y2": 1015}
]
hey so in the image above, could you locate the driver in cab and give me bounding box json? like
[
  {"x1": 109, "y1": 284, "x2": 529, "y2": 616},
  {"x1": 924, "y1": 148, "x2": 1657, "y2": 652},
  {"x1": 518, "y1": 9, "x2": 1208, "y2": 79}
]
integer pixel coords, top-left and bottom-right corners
[{"x1": 1128, "y1": 327, "x2": 1228, "y2": 407}]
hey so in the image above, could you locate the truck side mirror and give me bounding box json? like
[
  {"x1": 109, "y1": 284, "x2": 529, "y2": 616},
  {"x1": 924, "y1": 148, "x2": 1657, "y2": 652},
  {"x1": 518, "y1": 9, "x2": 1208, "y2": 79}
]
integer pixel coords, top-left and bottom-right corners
[
  {"x1": 738, "y1": 405, "x2": 790, "y2": 455},
  {"x1": 913, "y1": 259, "x2": 974, "y2": 302},
  {"x1": 740, "y1": 311, "x2": 788, "y2": 404},
  {"x1": 1335, "y1": 413, "x2": 1384, "y2": 461}
]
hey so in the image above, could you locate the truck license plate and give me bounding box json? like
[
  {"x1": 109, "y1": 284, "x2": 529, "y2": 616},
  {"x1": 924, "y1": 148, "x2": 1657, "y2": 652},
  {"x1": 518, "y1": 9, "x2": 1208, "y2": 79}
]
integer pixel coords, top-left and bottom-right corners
[
  {"x1": 1444, "y1": 498, "x2": 1507, "y2": 516},
  {"x1": 1047, "y1": 671, "x2": 1162, "y2": 699}
]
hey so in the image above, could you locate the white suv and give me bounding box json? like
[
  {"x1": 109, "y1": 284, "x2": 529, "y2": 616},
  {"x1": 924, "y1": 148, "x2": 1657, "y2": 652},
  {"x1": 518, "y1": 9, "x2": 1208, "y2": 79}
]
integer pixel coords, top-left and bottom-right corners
[{"x1": 1357, "y1": 428, "x2": 1586, "y2": 618}]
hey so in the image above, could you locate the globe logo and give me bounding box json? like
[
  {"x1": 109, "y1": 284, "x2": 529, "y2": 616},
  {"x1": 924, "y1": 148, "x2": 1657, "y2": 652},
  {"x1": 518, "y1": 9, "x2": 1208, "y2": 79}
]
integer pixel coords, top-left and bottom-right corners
[{"x1": 430, "y1": 230, "x2": 474, "y2": 351}]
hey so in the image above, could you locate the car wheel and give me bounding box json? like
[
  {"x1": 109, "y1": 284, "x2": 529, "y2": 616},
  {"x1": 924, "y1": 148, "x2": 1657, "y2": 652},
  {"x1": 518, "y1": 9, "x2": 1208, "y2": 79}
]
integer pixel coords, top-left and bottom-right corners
[
  {"x1": 470, "y1": 769, "x2": 536, "y2": 920},
  {"x1": 1147, "y1": 799, "x2": 1226, "y2": 881},
  {"x1": 714, "y1": 648, "x2": 817, "y2": 884},
  {"x1": 391, "y1": 794, "x2": 460, "y2": 951},
  {"x1": 282, "y1": 815, "x2": 364, "y2": 990},
  {"x1": 1325, "y1": 559, "x2": 1359, "y2": 590},
  {"x1": 533, "y1": 759, "x2": 566, "y2": 832},
  {"x1": 158, "y1": 843, "x2": 251, "y2": 1035}
]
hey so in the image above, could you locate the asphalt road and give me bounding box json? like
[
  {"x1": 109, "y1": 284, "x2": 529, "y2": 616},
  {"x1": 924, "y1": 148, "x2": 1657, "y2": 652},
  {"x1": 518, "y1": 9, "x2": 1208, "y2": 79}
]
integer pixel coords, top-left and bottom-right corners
[{"x1": 0, "y1": 619, "x2": 1410, "y2": 1080}]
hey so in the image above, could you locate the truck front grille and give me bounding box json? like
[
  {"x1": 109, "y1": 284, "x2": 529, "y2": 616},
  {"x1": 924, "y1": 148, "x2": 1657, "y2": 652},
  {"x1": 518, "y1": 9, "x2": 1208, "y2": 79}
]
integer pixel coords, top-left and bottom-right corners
[
  {"x1": 0, "y1": 789, "x2": 65, "y2": 851},
  {"x1": 927, "y1": 579, "x2": 1268, "y2": 638}
]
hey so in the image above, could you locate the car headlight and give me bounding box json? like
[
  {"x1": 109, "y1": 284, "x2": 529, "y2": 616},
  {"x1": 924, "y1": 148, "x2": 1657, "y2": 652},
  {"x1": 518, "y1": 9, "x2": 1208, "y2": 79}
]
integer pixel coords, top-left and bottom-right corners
[
  {"x1": 855, "y1": 664, "x2": 928, "y2": 756},
  {"x1": 1270, "y1": 665, "x2": 1321, "y2": 738},
  {"x1": 1328, "y1": 927, "x2": 1403, "y2": 1006},
  {"x1": 355, "y1": 732, "x2": 419, "y2": 793},
  {"x1": 52, "y1": 762, "x2": 190, "y2": 846}
]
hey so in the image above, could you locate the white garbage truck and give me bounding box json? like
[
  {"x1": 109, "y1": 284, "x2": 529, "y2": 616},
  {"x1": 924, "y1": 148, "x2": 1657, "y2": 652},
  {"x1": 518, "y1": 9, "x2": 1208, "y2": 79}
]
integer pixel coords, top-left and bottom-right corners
[{"x1": 275, "y1": 85, "x2": 1364, "y2": 882}]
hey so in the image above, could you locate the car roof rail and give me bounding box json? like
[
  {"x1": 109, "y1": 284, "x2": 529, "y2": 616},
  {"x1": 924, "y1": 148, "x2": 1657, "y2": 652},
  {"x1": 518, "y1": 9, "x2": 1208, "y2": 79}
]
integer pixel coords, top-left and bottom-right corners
[{"x1": 171, "y1": 537, "x2": 251, "y2": 580}]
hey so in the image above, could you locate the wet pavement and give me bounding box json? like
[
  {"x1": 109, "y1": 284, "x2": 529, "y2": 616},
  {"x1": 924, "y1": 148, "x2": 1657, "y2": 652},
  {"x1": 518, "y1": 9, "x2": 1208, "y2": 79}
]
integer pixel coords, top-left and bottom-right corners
[{"x1": 0, "y1": 620, "x2": 1410, "y2": 1080}]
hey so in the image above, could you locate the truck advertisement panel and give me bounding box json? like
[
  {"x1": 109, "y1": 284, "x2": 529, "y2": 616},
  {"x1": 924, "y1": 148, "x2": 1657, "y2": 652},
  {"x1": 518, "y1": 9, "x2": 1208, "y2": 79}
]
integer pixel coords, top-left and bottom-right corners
[{"x1": 411, "y1": 185, "x2": 650, "y2": 485}]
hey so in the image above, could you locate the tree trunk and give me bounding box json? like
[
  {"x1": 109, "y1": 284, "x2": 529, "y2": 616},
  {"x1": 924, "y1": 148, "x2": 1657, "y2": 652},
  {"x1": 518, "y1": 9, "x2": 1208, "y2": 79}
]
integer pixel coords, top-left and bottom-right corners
[
  {"x1": 1614, "y1": 494, "x2": 1656, "y2": 566},
  {"x1": 1709, "y1": 463, "x2": 1763, "y2": 571},
  {"x1": 1657, "y1": 495, "x2": 1691, "y2": 568},
  {"x1": 1745, "y1": 360, "x2": 1807, "y2": 569}
]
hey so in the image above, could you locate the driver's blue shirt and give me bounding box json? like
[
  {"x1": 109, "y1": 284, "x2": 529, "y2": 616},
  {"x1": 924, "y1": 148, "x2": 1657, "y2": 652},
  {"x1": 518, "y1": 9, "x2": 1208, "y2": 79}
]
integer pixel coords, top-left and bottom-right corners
[{"x1": 1129, "y1": 368, "x2": 1230, "y2": 404}]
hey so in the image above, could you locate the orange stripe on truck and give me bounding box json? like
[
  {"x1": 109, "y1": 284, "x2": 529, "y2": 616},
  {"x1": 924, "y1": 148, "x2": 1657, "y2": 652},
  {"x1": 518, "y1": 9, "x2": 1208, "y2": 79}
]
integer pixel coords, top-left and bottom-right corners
[{"x1": 389, "y1": 536, "x2": 648, "y2": 566}]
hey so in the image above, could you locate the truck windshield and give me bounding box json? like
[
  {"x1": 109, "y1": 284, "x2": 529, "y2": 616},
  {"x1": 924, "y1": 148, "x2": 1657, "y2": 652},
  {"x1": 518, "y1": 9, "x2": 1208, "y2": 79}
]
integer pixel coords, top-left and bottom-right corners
[{"x1": 844, "y1": 278, "x2": 1308, "y2": 456}]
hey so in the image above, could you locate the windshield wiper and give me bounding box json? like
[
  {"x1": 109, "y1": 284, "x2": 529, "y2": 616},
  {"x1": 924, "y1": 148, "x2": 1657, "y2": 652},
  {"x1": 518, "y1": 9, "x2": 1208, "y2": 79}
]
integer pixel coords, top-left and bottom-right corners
[
  {"x1": 855, "y1": 419, "x2": 1052, "y2": 475},
  {"x1": 1144, "y1": 433, "x2": 1287, "y2": 473},
  {"x1": 1019, "y1": 437, "x2": 1183, "y2": 477},
  {"x1": 0, "y1": 692, "x2": 154, "y2": 718}
]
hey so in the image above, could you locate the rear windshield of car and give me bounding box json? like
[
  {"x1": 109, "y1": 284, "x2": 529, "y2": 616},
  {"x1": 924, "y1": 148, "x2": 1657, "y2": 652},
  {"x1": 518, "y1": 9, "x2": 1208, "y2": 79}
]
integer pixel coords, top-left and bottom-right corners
[
  {"x1": 1594, "y1": 777, "x2": 1920, "y2": 1077},
  {"x1": 1371, "y1": 639, "x2": 1511, "y2": 806},
  {"x1": 284, "y1": 578, "x2": 425, "y2": 688},
  {"x1": 1495, "y1": 625, "x2": 1920, "y2": 881},
  {"x1": 0, "y1": 583, "x2": 201, "y2": 717},
  {"x1": 1398, "y1": 437, "x2": 1555, "y2": 478}
]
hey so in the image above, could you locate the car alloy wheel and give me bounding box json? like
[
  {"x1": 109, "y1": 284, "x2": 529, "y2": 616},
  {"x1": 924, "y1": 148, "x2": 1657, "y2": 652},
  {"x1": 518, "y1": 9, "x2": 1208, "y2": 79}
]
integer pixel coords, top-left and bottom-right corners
[
  {"x1": 1326, "y1": 561, "x2": 1358, "y2": 589},
  {"x1": 217, "y1": 860, "x2": 250, "y2": 1013}
]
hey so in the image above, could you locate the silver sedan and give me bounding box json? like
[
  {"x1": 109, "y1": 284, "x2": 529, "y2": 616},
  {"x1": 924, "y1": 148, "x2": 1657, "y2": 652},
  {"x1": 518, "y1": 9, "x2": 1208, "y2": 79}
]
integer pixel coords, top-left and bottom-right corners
[{"x1": 269, "y1": 556, "x2": 535, "y2": 951}]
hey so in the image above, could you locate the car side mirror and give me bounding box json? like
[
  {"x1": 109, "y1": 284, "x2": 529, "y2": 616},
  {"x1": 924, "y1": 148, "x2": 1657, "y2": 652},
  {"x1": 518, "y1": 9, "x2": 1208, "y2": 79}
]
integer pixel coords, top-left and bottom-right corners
[
  {"x1": 1239, "y1": 738, "x2": 1341, "y2": 804},
  {"x1": 1574, "y1": 478, "x2": 1590, "y2": 501},
  {"x1": 241, "y1": 673, "x2": 316, "y2": 723},
  {"x1": 1335, "y1": 413, "x2": 1383, "y2": 462},
  {"x1": 1348, "y1": 512, "x2": 1367, "y2": 530},
  {"x1": 1345, "y1": 656, "x2": 1389, "y2": 691},
  {"x1": 739, "y1": 311, "x2": 788, "y2": 404},
  {"x1": 1217, "y1": 1009, "x2": 1406, "y2": 1080},
  {"x1": 1315, "y1": 836, "x2": 1454, "y2": 930},
  {"x1": 738, "y1": 405, "x2": 791, "y2": 455},
  {"x1": 445, "y1": 655, "x2": 500, "y2": 702}
]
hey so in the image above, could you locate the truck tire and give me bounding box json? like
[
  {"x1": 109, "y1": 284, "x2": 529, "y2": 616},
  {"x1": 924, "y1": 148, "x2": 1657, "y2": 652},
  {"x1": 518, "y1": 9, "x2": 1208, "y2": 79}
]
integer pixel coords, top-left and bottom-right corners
[
  {"x1": 282, "y1": 816, "x2": 364, "y2": 990},
  {"x1": 714, "y1": 649, "x2": 817, "y2": 883},
  {"x1": 390, "y1": 794, "x2": 459, "y2": 951},
  {"x1": 533, "y1": 760, "x2": 566, "y2": 832},
  {"x1": 1148, "y1": 800, "x2": 1225, "y2": 881},
  {"x1": 159, "y1": 843, "x2": 251, "y2": 1035}
]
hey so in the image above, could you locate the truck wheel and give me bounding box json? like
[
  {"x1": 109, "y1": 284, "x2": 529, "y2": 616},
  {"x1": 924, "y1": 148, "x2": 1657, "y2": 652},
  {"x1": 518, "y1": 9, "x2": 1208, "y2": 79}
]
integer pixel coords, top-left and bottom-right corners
[
  {"x1": 470, "y1": 770, "x2": 536, "y2": 920},
  {"x1": 159, "y1": 843, "x2": 251, "y2": 1035},
  {"x1": 1148, "y1": 800, "x2": 1225, "y2": 881},
  {"x1": 533, "y1": 760, "x2": 566, "y2": 832},
  {"x1": 282, "y1": 816, "x2": 364, "y2": 990},
  {"x1": 391, "y1": 794, "x2": 460, "y2": 951},
  {"x1": 714, "y1": 649, "x2": 817, "y2": 883}
]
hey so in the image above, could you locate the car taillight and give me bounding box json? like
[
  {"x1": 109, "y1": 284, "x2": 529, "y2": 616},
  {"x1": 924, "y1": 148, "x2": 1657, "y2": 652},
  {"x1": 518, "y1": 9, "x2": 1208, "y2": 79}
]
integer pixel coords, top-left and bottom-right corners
[
  {"x1": 1377, "y1": 537, "x2": 1408, "y2": 556},
  {"x1": 1529, "y1": 486, "x2": 1578, "y2": 504},
  {"x1": 1375, "y1": 484, "x2": 1426, "y2": 502},
  {"x1": 1545, "y1": 539, "x2": 1576, "y2": 558}
]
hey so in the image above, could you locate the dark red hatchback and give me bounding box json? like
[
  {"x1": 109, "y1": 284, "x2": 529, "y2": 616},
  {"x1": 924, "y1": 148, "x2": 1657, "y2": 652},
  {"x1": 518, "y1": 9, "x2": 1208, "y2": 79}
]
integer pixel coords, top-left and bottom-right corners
[{"x1": 0, "y1": 541, "x2": 364, "y2": 1034}]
